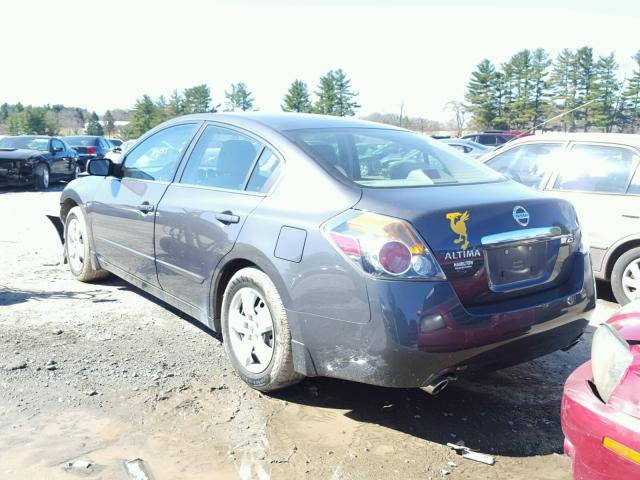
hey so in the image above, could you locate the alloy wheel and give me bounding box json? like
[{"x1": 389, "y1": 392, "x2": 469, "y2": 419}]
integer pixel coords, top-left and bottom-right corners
[
  {"x1": 622, "y1": 259, "x2": 640, "y2": 301},
  {"x1": 67, "y1": 217, "x2": 85, "y2": 273},
  {"x1": 227, "y1": 287, "x2": 275, "y2": 374}
]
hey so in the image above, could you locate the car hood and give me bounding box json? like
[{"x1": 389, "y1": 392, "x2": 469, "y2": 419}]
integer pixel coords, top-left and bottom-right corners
[
  {"x1": 606, "y1": 304, "x2": 640, "y2": 419},
  {"x1": 0, "y1": 148, "x2": 42, "y2": 161}
]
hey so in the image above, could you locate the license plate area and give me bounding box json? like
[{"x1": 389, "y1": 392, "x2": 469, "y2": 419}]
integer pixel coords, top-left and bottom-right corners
[{"x1": 486, "y1": 242, "x2": 547, "y2": 286}]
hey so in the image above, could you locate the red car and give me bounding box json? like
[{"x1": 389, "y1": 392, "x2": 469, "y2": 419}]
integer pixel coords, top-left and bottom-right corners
[{"x1": 562, "y1": 301, "x2": 640, "y2": 479}]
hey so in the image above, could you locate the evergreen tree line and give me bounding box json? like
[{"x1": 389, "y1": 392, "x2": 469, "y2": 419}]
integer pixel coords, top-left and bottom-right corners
[
  {"x1": 1, "y1": 68, "x2": 360, "y2": 139},
  {"x1": 125, "y1": 69, "x2": 359, "y2": 139},
  {"x1": 465, "y1": 47, "x2": 640, "y2": 133}
]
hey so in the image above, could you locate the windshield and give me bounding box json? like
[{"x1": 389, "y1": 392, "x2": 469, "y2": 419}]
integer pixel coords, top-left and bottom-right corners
[
  {"x1": 285, "y1": 128, "x2": 504, "y2": 188},
  {"x1": 64, "y1": 136, "x2": 98, "y2": 146},
  {"x1": 0, "y1": 136, "x2": 49, "y2": 151}
]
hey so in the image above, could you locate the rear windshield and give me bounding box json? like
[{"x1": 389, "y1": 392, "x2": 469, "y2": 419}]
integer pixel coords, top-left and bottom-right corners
[
  {"x1": 0, "y1": 137, "x2": 49, "y2": 151},
  {"x1": 64, "y1": 136, "x2": 98, "y2": 146},
  {"x1": 285, "y1": 128, "x2": 503, "y2": 187}
]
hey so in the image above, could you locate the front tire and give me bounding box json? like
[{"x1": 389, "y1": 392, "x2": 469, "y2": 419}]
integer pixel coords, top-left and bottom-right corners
[
  {"x1": 64, "y1": 206, "x2": 109, "y2": 282},
  {"x1": 34, "y1": 163, "x2": 50, "y2": 190},
  {"x1": 611, "y1": 247, "x2": 640, "y2": 305},
  {"x1": 221, "y1": 267, "x2": 303, "y2": 391}
]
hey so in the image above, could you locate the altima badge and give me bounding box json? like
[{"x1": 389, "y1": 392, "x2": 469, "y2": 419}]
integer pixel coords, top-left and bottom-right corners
[{"x1": 512, "y1": 205, "x2": 530, "y2": 227}]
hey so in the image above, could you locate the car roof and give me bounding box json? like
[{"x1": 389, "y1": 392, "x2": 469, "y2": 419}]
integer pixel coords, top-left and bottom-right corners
[
  {"x1": 5, "y1": 135, "x2": 52, "y2": 139},
  {"x1": 167, "y1": 112, "x2": 405, "y2": 133},
  {"x1": 503, "y1": 132, "x2": 640, "y2": 148}
]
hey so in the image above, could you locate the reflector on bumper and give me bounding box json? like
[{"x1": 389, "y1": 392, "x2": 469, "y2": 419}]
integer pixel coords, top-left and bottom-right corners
[{"x1": 603, "y1": 437, "x2": 640, "y2": 465}]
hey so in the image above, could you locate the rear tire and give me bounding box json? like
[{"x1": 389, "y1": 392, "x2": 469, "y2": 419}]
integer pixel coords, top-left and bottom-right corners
[
  {"x1": 34, "y1": 163, "x2": 50, "y2": 190},
  {"x1": 64, "y1": 206, "x2": 109, "y2": 282},
  {"x1": 221, "y1": 267, "x2": 303, "y2": 391},
  {"x1": 611, "y1": 247, "x2": 640, "y2": 305}
]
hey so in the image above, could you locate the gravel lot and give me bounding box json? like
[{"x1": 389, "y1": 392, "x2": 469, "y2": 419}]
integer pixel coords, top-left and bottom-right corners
[{"x1": 0, "y1": 185, "x2": 619, "y2": 480}]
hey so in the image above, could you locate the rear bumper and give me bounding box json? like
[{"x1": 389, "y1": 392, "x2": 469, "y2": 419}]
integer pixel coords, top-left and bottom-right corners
[
  {"x1": 562, "y1": 361, "x2": 640, "y2": 480},
  {"x1": 291, "y1": 252, "x2": 595, "y2": 387}
]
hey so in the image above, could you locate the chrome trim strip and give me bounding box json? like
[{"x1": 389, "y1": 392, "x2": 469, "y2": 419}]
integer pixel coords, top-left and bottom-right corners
[{"x1": 481, "y1": 226, "x2": 563, "y2": 247}]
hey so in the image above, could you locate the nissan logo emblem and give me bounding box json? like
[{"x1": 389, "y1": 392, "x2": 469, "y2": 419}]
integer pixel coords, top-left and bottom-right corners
[{"x1": 513, "y1": 205, "x2": 530, "y2": 227}]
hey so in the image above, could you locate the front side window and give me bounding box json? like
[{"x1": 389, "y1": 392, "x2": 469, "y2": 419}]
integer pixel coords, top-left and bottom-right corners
[
  {"x1": 485, "y1": 142, "x2": 563, "y2": 188},
  {"x1": 122, "y1": 123, "x2": 198, "y2": 181},
  {"x1": 553, "y1": 144, "x2": 639, "y2": 194},
  {"x1": 51, "y1": 139, "x2": 64, "y2": 151},
  {"x1": 180, "y1": 125, "x2": 261, "y2": 190},
  {"x1": 286, "y1": 128, "x2": 502, "y2": 188}
]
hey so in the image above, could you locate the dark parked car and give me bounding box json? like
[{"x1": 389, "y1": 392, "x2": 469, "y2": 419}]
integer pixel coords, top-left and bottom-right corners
[
  {"x1": 63, "y1": 135, "x2": 113, "y2": 171},
  {"x1": 60, "y1": 113, "x2": 595, "y2": 392},
  {"x1": 0, "y1": 135, "x2": 79, "y2": 189},
  {"x1": 462, "y1": 131, "x2": 527, "y2": 147}
]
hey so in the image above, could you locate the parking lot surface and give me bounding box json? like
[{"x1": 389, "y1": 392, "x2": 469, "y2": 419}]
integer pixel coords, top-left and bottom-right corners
[{"x1": 0, "y1": 186, "x2": 619, "y2": 479}]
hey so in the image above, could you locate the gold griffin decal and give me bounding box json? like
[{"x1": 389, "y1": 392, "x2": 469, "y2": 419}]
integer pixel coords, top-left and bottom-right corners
[{"x1": 446, "y1": 211, "x2": 470, "y2": 251}]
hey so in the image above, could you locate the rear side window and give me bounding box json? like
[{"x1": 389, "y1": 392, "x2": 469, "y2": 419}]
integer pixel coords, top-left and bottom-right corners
[
  {"x1": 246, "y1": 148, "x2": 283, "y2": 193},
  {"x1": 485, "y1": 143, "x2": 563, "y2": 188},
  {"x1": 553, "y1": 144, "x2": 639, "y2": 194},
  {"x1": 629, "y1": 167, "x2": 640, "y2": 195},
  {"x1": 180, "y1": 125, "x2": 261, "y2": 190},
  {"x1": 286, "y1": 127, "x2": 502, "y2": 188},
  {"x1": 122, "y1": 123, "x2": 198, "y2": 181}
]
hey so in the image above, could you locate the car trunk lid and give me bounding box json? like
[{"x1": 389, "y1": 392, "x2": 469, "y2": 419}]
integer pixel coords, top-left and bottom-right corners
[{"x1": 355, "y1": 181, "x2": 580, "y2": 307}]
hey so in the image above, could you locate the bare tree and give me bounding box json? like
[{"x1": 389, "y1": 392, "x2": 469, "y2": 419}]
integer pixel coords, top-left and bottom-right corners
[{"x1": 445, "y1": 101, "x2": 467, "y2": 136}]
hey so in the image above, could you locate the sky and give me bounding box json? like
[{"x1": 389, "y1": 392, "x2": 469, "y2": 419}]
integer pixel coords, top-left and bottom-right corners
[{"x1": 2, "y1": 0, "x2": 640, "y2": 122}]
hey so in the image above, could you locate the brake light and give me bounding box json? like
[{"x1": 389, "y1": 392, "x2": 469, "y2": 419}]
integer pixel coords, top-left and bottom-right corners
[
  {"x1": 86, "y1": 147, "x2": 96, "y2": 155},
  {"x1": 322, "y1": 210, "x2": 445, "y2": 280}
]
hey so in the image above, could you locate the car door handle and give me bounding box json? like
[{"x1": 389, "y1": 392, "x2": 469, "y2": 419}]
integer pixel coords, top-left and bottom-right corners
[
  {"x1": 138, "y1": 202, "x2": 155, "y2": 213},
  {"x1": 215, "y1": 211, "x2": 240, "y2": 225}
]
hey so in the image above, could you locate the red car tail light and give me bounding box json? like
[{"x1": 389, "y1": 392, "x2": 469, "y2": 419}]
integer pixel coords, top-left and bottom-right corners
[{"x1": 322, "y1": 210, "x2": 445, "y2": 280}]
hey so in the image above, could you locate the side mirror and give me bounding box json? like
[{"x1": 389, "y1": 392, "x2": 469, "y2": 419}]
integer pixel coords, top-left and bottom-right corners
[
  {"x1": 112, "y1": 146, "x2": 122, "y2": 153},
  {"x1": 87, "y1": 158, "x2": 114, "y2": 176}
]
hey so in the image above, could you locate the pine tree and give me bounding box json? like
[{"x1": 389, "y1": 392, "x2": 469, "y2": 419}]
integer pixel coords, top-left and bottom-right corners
[
  {"x1": 7, "y1": 111, "x2": 27, "y2": 135},
  {"x1": 282, "y1": 80, "x2": 312, "y2": 112},
  {"x1": 183, "y1": 84, "x2": 212, "y2": 114},
  {"x1": 530, "y1": 48, "x2": 551, "y2": 131},
  {"x1": 103, "y1": 110, "x2": 115, "y2": 137},
  {"x1": 592, "y1": 53, "x2": 622, "y2": 132},
  {"x1": 166, "y1": 90, "x2": 185, "y2": 118},
  {"x1": 623, "y1": 51, "x2": 640, "y2": 132},
  {"x1": 574, "y1": 47, "x2": 597, "y2": 131},
  {"x1": 128, "y1": 95, "x2": 157, "y2": 138},
  {"x1": 314, "y1": 70, "x2": 338, "y2": 115},
  {"x1": 155, "y1": 95, "x2": 168, "y2": 123},
  {"x1": 333, "y1": 69, "x2": 360, "y2": 116},
  {"x1": 465, "y1": 60, "x2": 499, "y2": 129},
  {"x1": 225, "y1": 83, "x2": 255, "y2": 111},
  {"x1": 548, "y1": 49, "x2": 578, "y2": 131},
  {"x1": 86, "y1": 111, "x2": 104, "y2": 136}
]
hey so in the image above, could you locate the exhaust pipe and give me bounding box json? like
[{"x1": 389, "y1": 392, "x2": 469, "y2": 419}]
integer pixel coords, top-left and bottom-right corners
[{"x1": 422, "y1": 375, "x2": 455, "y2": 396}]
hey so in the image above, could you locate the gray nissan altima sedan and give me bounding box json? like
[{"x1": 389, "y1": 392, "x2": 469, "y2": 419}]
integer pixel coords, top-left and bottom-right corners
[{"x1": 60, "y1": 113, "x2": 595, "y2": 392}]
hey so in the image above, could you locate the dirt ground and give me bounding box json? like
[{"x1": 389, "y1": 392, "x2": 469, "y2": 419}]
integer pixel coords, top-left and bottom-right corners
[{"x1": 0, "y1": 185, "x2": 619, "y2": 480}]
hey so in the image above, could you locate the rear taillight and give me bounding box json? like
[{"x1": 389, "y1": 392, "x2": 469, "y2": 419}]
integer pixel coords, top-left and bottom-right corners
[
  {"x1": 322, "y1": 210, "x2": 445, "y2": 280},
  {"x1": 86, "y1": 147, "x2": 96, "y2": 155}
]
